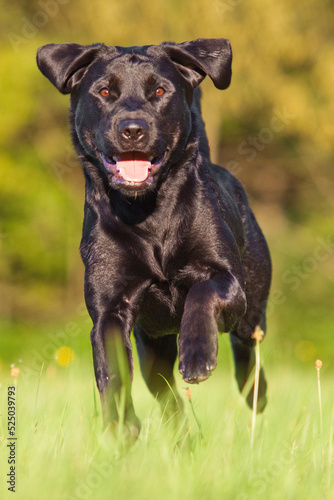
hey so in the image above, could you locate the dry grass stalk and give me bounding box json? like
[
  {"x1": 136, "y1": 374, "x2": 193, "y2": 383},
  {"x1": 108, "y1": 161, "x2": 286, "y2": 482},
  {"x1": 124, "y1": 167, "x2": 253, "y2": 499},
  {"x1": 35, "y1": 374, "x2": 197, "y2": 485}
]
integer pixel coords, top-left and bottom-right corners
[
  {"x1": 315, "y1": 359, "x2": 323, "y2": 434},
  {"x1": 251, "y1": 325, "x2": 264, "y2": 449}
]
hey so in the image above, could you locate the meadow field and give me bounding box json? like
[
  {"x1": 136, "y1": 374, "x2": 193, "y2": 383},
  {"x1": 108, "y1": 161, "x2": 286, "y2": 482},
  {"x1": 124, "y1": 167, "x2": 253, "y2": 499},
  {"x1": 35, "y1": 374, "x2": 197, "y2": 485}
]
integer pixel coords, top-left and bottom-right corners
[{"x1": 0, "y1": 304, "x2": 333, "y2": 500}]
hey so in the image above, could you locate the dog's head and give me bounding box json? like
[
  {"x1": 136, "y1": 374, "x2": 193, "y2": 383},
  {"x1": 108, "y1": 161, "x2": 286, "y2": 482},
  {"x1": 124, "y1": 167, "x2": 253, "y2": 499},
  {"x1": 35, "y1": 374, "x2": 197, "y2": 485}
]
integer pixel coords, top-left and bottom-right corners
[{"x1": 37, "y1": 38, "x2": 232, "y2": 196}]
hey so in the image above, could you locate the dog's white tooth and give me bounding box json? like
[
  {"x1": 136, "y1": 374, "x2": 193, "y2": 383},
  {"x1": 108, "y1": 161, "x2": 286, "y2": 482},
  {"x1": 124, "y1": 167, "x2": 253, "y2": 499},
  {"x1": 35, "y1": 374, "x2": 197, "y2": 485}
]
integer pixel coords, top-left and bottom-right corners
[
  {"x1": 112, "y1": 156, "x2": 118, "y2": 162},
  {"x1": 149, "y1": 156, "x2": 154, "y2": 162}
]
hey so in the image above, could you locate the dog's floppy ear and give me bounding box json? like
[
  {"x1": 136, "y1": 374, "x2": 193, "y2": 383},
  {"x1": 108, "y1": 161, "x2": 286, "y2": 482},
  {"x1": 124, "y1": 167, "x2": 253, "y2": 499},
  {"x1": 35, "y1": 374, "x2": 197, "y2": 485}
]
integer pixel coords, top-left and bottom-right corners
[
  {"x1": 36, "y1": 43, "x2": 104, "y2": 94},
  {"x1": 162, "y1": 38, "x2": 232, "y2": 90}
]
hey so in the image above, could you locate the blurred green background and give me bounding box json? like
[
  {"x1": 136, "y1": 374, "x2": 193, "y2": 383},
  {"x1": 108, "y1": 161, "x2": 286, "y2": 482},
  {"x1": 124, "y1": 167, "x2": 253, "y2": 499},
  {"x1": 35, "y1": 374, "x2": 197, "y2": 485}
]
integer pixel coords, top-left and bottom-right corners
[{"x1": 0, "y1": 0, "x2": 334, "y2": 375}]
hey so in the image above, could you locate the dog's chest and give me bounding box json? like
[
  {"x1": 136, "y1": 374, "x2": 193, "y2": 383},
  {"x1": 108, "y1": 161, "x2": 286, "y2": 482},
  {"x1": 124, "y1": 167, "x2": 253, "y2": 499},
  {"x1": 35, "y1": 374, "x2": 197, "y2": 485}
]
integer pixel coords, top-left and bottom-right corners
[
  {"x1": 135, "y1": 238, "x2": 210, "y2": 336},
  {"x1": 137, "y1": 279, "x2": 186, "y2": 336}
]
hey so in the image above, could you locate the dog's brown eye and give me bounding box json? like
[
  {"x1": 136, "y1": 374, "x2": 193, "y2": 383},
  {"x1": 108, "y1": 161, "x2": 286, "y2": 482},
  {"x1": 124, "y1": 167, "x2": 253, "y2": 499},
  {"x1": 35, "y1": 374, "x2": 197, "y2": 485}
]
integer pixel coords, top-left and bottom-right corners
[
  {"x1": 155, "y1": 87, "x2": 165, "y2": 97},
  {"x1": 99, "y1": 88, "x2": 110, "y2": 97}
]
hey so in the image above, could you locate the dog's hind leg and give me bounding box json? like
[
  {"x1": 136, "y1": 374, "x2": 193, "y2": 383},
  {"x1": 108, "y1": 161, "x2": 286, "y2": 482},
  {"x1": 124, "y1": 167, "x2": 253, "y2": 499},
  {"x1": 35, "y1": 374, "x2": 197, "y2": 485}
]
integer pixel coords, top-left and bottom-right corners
[
  {"x1": 229, "y1": 263, "x2": 270, "y2": 413},
  {"x1": 230, "y1": 213, "x2": 271, "y2": 412},
  {"x1": 134, "y1": 325, "x2": 184, "y2": 418},
  {"x1": 229, "y1": 330, "x2": 267, "y2": 413}
]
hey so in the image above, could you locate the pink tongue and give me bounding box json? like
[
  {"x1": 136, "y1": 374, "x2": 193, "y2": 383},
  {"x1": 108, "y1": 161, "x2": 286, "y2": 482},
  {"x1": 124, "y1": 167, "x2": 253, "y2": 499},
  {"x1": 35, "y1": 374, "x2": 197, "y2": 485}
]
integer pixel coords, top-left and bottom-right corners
[{"x1": 117, "y1": 153, "x2": 151, "y2": 182}]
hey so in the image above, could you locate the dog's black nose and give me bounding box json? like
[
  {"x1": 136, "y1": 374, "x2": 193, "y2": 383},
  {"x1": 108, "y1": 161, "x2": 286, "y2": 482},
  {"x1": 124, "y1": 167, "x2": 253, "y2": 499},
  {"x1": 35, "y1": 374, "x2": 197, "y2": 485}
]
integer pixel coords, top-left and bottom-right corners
[{"x1": 118, "y1": 119, "x2": 149, "y2": 143}]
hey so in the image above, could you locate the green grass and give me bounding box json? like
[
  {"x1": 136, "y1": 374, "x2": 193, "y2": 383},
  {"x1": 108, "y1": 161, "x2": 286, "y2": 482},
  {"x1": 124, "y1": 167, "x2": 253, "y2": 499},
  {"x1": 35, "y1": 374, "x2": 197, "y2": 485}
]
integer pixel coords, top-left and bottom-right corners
[{"x1": 0, "y1": 334, "x2": 333, "y2": 500}]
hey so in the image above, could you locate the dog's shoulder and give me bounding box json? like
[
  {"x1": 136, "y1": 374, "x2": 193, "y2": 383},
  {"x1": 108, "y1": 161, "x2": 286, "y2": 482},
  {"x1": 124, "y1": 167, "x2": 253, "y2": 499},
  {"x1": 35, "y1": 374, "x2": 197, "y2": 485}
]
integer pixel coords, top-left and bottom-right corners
[
  {"x1": 203, "y1": 162, "x2": 252, "y2": 245},
  {"x1": 208, "y1": 163, "x2": 248, "y2": 204}
]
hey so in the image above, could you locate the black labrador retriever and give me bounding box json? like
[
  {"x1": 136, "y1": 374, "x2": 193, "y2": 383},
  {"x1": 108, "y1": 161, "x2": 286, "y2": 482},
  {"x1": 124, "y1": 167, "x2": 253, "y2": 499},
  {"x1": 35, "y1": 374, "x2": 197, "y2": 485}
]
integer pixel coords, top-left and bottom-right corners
[{"x1": 37, "y1": 38, "x2": 271, "y2": 437}]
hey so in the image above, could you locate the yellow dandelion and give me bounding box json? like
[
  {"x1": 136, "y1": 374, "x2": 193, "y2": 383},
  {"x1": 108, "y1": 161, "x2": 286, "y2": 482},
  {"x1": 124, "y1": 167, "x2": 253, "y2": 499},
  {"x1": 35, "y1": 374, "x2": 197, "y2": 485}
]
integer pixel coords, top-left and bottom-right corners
[
  {"x1": 55, "y1": 346, "x2": 76, "y2": 366},
  {"x1": 294, "y1": 340, "x2": 316, "y2": 362}
]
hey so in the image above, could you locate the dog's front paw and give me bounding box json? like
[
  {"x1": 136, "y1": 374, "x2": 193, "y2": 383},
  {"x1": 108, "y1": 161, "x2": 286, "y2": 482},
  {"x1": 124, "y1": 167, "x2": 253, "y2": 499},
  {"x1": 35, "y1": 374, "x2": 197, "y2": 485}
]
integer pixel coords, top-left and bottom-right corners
[{"x1": 178, "y1": 339, "x2": 217, "y2": 384}]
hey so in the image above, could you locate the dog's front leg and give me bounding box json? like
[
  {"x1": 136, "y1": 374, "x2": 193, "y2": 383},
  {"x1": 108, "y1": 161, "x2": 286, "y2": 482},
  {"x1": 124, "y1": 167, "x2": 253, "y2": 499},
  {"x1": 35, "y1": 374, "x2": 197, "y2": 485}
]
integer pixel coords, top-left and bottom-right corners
[
  {"x1": 87, "y1": 281, "x2": 145, "y2": 438},
  {"x1": 178, "y1": 270, "x2": 246, "y2": 384},
  {"x1": 91, "y1": 317, "x2": 140, "y2": 438}
]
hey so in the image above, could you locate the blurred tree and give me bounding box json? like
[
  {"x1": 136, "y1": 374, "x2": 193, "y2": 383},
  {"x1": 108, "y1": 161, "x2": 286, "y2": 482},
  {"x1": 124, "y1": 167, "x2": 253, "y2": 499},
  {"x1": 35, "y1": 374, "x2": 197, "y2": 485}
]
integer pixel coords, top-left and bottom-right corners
[{"x1": 0, "y1": 0, "x2": 333, "y2": 325}]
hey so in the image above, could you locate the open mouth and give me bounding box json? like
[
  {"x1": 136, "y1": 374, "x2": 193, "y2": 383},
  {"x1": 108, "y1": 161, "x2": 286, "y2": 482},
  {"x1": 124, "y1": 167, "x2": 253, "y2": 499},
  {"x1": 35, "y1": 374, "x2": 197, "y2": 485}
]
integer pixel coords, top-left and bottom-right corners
[{"x1": 100, "y1": 151, "x2": 165, "y2": 185}]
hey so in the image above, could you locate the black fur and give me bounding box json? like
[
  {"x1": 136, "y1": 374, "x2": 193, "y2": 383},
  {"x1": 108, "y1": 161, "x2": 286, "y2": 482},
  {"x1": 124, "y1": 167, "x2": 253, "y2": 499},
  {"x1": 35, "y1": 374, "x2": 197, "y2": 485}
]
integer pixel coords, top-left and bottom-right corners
[{"x1": 37, "y1": 38, "x2": 271, "y2": 436}]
